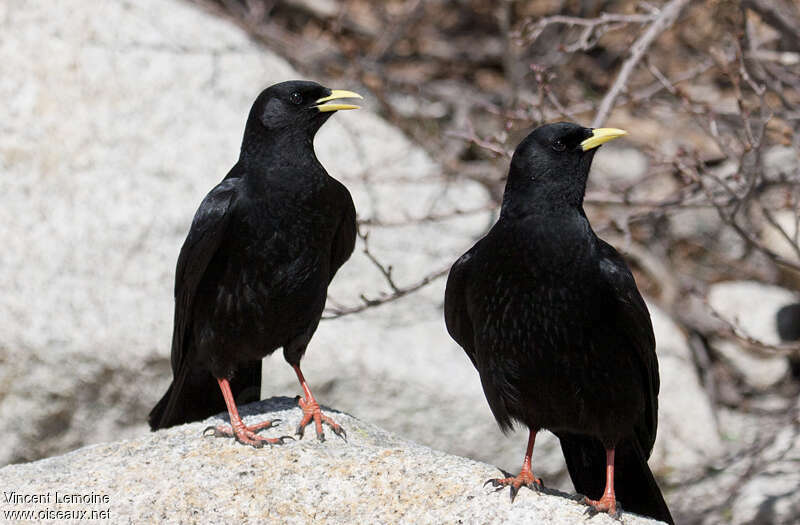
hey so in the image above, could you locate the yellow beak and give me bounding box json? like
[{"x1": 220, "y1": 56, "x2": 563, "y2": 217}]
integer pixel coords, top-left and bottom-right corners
[
  {"x1": 580, "y1": 128, "x2": 627, "y2": 151},
  {"x1": 314, "y1": 89, "x2": 363, "y2": 112}
]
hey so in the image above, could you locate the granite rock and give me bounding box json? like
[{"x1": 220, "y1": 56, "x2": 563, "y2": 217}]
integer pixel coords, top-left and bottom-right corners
[
  {"x1": 647, "y1": 303, "x2": 722, "y2": 481},
  {"x1": 0, "y1": 398, "x2": 667, "y2": 525},
  {"x1": 707, "y1": 281, "x2": 795, "y2": 389}
]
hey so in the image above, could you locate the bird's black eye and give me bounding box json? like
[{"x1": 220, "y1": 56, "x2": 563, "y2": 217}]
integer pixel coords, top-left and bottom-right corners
[
  {"x1": 552, "y1": 140, "x2": 566, "y2": 152},
  {"x1": 289, "y1": 92, "x2": 303, "y2": 105}
]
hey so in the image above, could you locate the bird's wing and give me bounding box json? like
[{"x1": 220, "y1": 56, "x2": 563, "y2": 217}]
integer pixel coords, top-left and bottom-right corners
[
  {"x1": 170, "y1": 178, "x2": 240, "y2": 373},
  {"x1": 597, "y1": 239, "x2": 659, "y2": 455},
  {"x1": 444, "y1": 249, "x2": 478, "y2": 368},
  {"x1": 329, "y1": 182, "x2": 357, "y2": 279}
]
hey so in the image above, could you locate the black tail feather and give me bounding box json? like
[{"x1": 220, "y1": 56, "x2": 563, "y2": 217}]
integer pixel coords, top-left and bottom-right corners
[
  {"x1": 558, "y1": 432, "x2": 674, "y2": 524},
  {"x1": 148, "y1": 360, "x2": 262, "y2": 430}
]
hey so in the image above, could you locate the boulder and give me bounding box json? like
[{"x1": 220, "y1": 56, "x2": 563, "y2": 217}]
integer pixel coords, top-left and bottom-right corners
[
  {"x1": 0, "y1": 398, "x2": 667, "y2": 525},
  {"x1": 729, "y1": 420, "x2": 800, "y2": 525},
  {"x1": 647, "y1": 303, "x2": 722, "y2": 481},
  {"x1": 707, "y1": 281, "x2": 795, "y2": 389},
  {"x1": 666, "y1": 404, "x2": 800, "y2": 525}
]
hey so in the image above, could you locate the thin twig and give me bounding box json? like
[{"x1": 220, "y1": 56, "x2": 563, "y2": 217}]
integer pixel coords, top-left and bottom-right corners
[
  {"x1": 323, "y1": 266, "x2": 449, "y2": 319},
  {"x1": 592, "y1": 0, "x2": 692, "y2": 127}
]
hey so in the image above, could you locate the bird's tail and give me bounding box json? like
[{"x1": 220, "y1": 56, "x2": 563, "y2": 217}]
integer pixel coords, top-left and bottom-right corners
[
  {"x1": 558, "y1": 432, "x2": 674, "y2": 524},
  {"x1": 148, "y1": 360, "x2": 262, "y2": 430}
]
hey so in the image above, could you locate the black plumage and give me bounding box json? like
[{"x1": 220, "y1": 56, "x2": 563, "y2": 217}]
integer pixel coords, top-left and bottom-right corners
[
  {"x1": 149, "y1": 80, "x2": 361, "y2": 446},
  {"x1": 444, "y1": 122, "x2": 673, "y2": 523}
]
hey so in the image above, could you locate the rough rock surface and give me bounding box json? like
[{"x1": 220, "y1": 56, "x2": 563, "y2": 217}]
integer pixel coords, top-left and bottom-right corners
[{"x1": 0, "y1": 398, "x2": 666, "y2": 525}]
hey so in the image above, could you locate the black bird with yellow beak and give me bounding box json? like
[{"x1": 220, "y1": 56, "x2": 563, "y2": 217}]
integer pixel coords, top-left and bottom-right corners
[
  {"x1": 445, "y1": 123, "x2": 673, "y2": 523},
  {"x1": 149, "y1": 81, "x2": 361, "y2": 446}
]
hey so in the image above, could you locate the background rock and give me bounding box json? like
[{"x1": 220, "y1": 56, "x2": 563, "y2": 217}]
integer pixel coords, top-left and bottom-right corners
[
  {"x1": 667, "y1": 401, "x2": 800, "y2": 525},
  {"x1": 0, "y1": 398, "x2": 666, "y2": 525},
  {"x1": 647, "y1": 304, "x2": 721, "y2": 482},
  {"x1": 728, "y1": 420, "x2": 800, "y2": 525},
  {"x1": 707, "y1": 281, "x2": 795, "y2": 389},
  {"x1": 715, "y1": 340, "x2": 790, "y2": 390}
]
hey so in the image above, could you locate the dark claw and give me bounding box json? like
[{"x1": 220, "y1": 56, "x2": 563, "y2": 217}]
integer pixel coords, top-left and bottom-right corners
[
  {"x1": 509, "y1": 485, "x2": 519, "y2": 503},
  {"x1": 277, "y1": 435, "x2": 295, "y2": 444},
  {"x1": 295, "y1": 425, "x2": 305, "y2": 439},
  {"x1": 269, "y1": 419, "x2": 281, "y2": 427},
  {"x1": 203, "y1": 426, "x2": 229, "y2": 438},
  {"x1": 484, "y1": 478, "x2": 506, "y2": 489},
  {"x1": 317, "y1": 431, "x2": 326, "y2": 443},
  {"x1": 332, "y1": 426, "x2": 347, "y2": 442},
  {"x1": 484, "y1": 479, "x2": 506, "y2": 493}
]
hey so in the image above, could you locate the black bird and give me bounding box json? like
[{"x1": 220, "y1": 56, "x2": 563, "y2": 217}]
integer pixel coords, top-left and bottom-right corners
[
  {"x1": 148, "y1": 80, "x2": 361, "y2": 446},
  {"x1": 444, "y1": 123, "x2": 673, "y2": 523}
]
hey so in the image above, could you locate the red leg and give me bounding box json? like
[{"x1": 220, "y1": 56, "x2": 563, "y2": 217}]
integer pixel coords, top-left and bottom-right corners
[
  {"x1": 485, "y1": 430, "x2": 544, "y2": 501},
  {"x1": 203, "y1": 378, "x2": 292, "y2": 447},
  {"x1": 293, "y1": 365, "x2": 346, "y2": 442},
  {"x1": 584, "y1": 448, "x2": 619, "y2": 517}
]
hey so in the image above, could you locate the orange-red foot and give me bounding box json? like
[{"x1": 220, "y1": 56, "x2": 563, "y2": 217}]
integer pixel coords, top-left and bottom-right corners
[
  {"x1": 485, "y1": 470, "x2": 544, "y2": 502},
  {"x1": 584, "y1": 494, "x2": 620, "y2": 519},
  {"x1": 295, "y1": 396, "x2": 346, "y2": 442},
  {"x1": 203, "y1": 419, "x2": 293, "y2": 448}
]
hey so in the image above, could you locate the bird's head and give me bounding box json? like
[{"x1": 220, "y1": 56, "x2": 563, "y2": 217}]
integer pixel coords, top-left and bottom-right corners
[
  {"x1": 503, "y1": 122, "x2": 627, "y2": 213},
  {"x1": 511, "y1": 122, "x2": 627, "y2": 177},
  {"x1": 242, "y1": 80, "x2": 362, "y2": 155}
]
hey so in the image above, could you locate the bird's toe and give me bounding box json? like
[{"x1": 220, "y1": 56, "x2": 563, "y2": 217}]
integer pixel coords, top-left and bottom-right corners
[
  {"x1": 235, "y1": 434, "x2": 265, "y2": 448},
  {"x1": 203, "y1": 425, "x2": 233, "y2": 438},
  {"x1": 583, "y1": 496, "x2": 620, "y2": 519},
  {"x1": 322, "y1": 418, "x2": 347, "y2": 442},
  {"x1": 484, "y1": 471, "x2": 543, "y2": 501},
  {"x1": 242, "y1": 419, "x2": 280, "y2": 434}
]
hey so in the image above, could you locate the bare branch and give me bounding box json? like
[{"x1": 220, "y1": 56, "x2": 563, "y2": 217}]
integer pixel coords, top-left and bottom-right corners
[
  {"x1": 703, "y1": 296, "x2": 800, "y2": 357},
  {"x1": 742, "y1": 0, "x2": 800, "y2": 51},
  {"x1": 592, "y1": 0, "x2": 692, "y2": 127},
  {"x1": 323, "y1": 266, "x2": 449, "y2": 319},
  {"x1": 516, "y1": 12, "x2": 656, "y2": 52}
]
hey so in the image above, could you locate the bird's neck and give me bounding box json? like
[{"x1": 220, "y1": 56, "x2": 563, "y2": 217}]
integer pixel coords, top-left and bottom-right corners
[
  {"x1": 239, "y1": 122, "x2": 320, "y2": 170},
  {"x1": 500, "y1": 177, "x2": 587, "y2": 220},
  {"x1": 500, "y1": 154, "x2": 594, "y2": 220}
]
